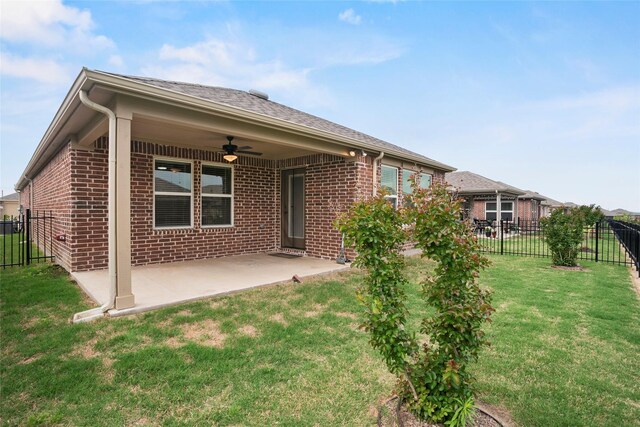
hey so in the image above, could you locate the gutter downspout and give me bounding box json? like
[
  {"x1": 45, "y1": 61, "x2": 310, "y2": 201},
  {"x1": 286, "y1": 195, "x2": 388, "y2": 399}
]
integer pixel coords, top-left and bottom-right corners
[
  {"x1": 372, "y1": 152, "x2": 384, "y2": 196},
  {"x1": 72, "y1": 90, "x2": 117, "y2": 323}
]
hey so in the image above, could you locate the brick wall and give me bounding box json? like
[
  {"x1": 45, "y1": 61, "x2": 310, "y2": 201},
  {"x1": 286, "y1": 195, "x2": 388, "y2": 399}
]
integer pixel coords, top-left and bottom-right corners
[
  {"x1": 69, "y1": 139, "x2": 110, "y2": 271},
  {"x1": 274, "y1": 153, "x2": 371, "y2": 260},
  {"x1": 52, "y1": 139, "x2": 373, "y2": 271},
  {"x1": 517, "y1": 199, "x2": 540, "y2": 221},
  {"x1": 21, "y1": 144, "x2": 73, "y2": 271},
  {"x1": 22, "y1": 135, "x2": 448, "y2": 272},
  {"x1": 471, "y1": 199, "x2": 486, "y2": 220},
  {"x1": 127, "y1": 141, "x2": 278, "y2": 267}
]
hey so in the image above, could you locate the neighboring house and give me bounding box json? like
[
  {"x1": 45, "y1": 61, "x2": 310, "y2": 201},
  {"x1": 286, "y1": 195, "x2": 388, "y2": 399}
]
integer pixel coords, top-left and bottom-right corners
[
  {"x1": 495, "y1": 184, "x2": 546, "y2": 222},
  {"x1": 609, "y1": 208, "x2": 640, "y2": 220},
  {"x1": 600, "y1": 208, "x2": 616, "y2": 219},
  {"x1": 539, "y1": 194, "x2": 564, "y2": 217},
  {"x1": 445, "y1": 171, "x2": 524, "y2": 222},
  {"x1": 15, "y1": 68, "x2": 454, "y2": 310},
  {"x1": 0, "y1": 193, "x2": 20, "y2": 219}
]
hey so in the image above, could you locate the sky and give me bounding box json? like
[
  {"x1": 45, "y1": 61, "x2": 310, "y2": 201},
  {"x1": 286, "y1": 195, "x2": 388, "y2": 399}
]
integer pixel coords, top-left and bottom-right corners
[{"x1": 1, "y1": 1, "x2": 639, "y2": 211}]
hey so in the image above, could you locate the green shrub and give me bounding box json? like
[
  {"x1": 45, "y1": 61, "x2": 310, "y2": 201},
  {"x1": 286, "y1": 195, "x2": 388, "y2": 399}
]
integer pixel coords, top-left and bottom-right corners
[
  {"x1": 540, "y1": 208, "x2": 586, "y2": 267},
  {"x1": 337, "y1": 181, "x2": 492, "y2": 424}
]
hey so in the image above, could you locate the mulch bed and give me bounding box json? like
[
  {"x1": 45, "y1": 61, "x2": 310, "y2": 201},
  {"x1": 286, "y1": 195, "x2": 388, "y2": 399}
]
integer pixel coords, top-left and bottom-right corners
[{"x1": 378, "y1": 397, "x2": 507, "y2": 427}]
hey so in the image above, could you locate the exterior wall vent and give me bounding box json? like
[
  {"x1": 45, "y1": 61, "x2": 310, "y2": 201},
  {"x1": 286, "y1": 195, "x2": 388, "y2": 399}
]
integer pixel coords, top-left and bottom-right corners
[{"x1": 248, "y1": 89, "x2": 269, "y2": 100}]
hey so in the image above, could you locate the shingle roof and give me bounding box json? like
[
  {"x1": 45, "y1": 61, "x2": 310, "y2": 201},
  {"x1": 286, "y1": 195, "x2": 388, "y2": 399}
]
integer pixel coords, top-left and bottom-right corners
[
  {"x1": 99, "y1": 71, "x2": 454, "y2": 170},
  {"x1": 538, "y1": 195, "x2": 564, "y2": 207},
  {"x1": 445, "y1": 171, "x2": 524, "y2": 195},
  {"x1": 0, "y1": 192, "x2": 19, "y2": 202},
  {"x1": 519, "y1": 190, "x2": 547, "y2": 201}
]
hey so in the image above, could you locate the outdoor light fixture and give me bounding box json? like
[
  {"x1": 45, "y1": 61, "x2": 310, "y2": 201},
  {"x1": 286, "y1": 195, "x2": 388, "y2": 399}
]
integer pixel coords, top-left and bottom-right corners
[
  {"x1": 348, "y1": 149, "x2": 367, "y2": 157},
  {"x1": 349, "y1": 150, "x2": 356, "y2": 157},
  {"x1": 223, "y1": 154, "x2": 238, "y2": 162}
]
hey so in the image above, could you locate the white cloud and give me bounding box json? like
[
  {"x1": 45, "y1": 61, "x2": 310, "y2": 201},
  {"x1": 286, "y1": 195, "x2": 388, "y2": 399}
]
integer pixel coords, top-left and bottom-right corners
[
  {"x1": 338, "y1": 9, "x2": 362, "y2": 25},
  {"x1": 108, "y1": 54, "x2": 124, "y2": 68},
  {"x1": 143, "y1": 37, "x2": 317, "y2": 98},
  {"x1": 0, "y1": 52, "x2": 70, "y2": 84},
  {"x1": 0, "y1": 0, "x2": 114, "y2": 50}
]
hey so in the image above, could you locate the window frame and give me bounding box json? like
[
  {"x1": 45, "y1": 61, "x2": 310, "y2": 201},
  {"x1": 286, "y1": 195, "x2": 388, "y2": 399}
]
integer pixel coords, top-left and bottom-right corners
[
  {"x1": 153, "y1": 157, "x2": 194, "y2": 230},
  {"x1": 201, "y1": 162, "x2": 234, "y2": 228},
  {"x1": 381, "y1": 164, "x2": 399, "y2": 209},
  {"x1": 485, "y1": 200, "x2": 514, "y2": 222}
]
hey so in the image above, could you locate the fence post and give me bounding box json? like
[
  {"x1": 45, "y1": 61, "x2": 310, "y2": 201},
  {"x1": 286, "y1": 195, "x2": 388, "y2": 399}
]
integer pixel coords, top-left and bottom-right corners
[
  {"x1": 26, "y1": 209, "x2": 31, "y2": 265},
  {"x1": 500, "y1": 220, "x2": 504, "y2": 255},
  {"x1": 595, "y1": 221, "x2": 599, "y2": 263}
]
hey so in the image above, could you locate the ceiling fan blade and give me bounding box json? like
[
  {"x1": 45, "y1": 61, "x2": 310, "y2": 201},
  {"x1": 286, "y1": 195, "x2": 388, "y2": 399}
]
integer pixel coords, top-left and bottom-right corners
[
  {"x1": 237, "y1": 145, "x2": 253, "y2": 150},
  {"x1": 236, "y1": 150, "x2": 263, "y2": 156}
]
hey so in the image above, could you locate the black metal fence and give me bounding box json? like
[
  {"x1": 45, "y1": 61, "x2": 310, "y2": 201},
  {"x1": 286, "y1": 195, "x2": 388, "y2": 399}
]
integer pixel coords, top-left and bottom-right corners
[
  {"x1": 475, "y1": 218, "x2": 640, "y2": 276},
  {"x1": 1, "y1": 209, "x2": 55, "y2": 268}
]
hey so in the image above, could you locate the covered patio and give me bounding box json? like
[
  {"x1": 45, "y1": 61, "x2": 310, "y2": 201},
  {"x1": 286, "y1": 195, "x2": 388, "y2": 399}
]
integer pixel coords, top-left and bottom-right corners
[{"x1": 72, "y1": 253, "x2": 349, "y2": 317}]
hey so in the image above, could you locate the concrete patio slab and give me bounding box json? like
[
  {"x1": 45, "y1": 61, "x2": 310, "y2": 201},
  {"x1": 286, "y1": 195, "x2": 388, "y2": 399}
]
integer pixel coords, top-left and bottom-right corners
[{"x1": 72, "y1": 253, "x2": 350, "y2": 317}]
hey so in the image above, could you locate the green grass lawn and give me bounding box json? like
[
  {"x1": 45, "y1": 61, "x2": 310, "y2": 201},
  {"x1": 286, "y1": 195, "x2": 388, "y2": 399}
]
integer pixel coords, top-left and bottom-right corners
[
  {"x1": 1, "y1": 256, "x2": 639, "y2": 426},
  {"x1": 0, "y1": 234, "x2": 26, "y2": 266}
]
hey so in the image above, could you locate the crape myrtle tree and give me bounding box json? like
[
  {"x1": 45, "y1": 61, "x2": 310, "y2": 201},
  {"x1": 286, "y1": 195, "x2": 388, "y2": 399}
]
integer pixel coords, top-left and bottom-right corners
[
  {"x1": 540, "y1": 205, "x2": 603, "y2": 267},
  {"x1": 336, "y1": 180, "x2": 493, "y2": 424}
]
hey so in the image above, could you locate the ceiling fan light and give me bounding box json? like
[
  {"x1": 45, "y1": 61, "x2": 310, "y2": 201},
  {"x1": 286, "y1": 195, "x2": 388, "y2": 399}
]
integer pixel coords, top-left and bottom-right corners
[{"x1": 223, "y1": 153, "x2": 238, "y2": 162}]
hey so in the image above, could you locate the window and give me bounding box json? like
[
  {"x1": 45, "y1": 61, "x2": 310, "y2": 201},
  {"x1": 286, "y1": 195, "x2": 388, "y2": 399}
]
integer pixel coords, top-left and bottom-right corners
[
  {"x1": 402, "y1": 169, "x2": 415, "y2": 195},
  {"x1": 154, "y1": 159, "x2": 192, "y2": 228},
  {"x1": 381, "y1": 165, "x2": 398, "y2": 209},
  {"x1": 485, "y1": 201, "x2": 513, "y2": 222},
  {"x1": 201, "y1": 164, "x2": 233, "y2": 226},
  {"x1": 419, "y1": 173, "x2": 432, "y2": 189},
  {"x1": 501, "y1": 202, "x2": 514, "y2": 221}
]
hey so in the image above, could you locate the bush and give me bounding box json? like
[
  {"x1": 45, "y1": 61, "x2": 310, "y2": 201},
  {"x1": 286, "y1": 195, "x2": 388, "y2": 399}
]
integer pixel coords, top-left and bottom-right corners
[
  {"x1": 540, "y1": 209, "x2": 586, "y2": 267},
  {"x1": 337, "y1": 182, "x2": 493, "y2": 424}
]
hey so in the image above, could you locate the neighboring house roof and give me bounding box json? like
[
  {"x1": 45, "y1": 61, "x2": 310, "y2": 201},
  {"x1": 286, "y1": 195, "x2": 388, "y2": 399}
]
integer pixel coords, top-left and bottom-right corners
[
  {"x1": 600, "y1": 208, "x2": 616, "y2": 217},
  {"x1": 445, "y1": 171, "x2": 524, "y2": 196},
  {"x1": 564, "y1": 202, "x2": 578, "y2": 208},
  {"x1": 0, "y1": 193, "x2": 19, "y2": 202},
  {"x1": 494, "y1": 182, "x2": 547, "y2": 201},
  {"x1": 542, "y1": 196, "x2": 564, "y2": 208},
  {"x1": 511, "y1": 188, "x2": 546, "y2": 201},
  {"x1": 610, "y1": 208, "x2": 640, "y2": 216},
  {"x1": 102, "y1": 71, "x2": 455, "y2": 172}
]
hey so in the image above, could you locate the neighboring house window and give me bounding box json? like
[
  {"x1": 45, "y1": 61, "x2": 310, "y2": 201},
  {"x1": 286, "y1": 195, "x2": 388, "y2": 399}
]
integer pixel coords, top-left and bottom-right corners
[
  {"x1": 501, "y1": 202, "x2": 514, "y2": 221},
  {"x1": 485, "y1": 201, "x2": 514, "y2": 222},
  {"x1": 381, "y1": 165, "x2": 398, "y2": 209},
  {"x1": 202, "y1": 164, "x2": 233, "y2": 227},
  {"x1": 419, "y1": 173, "x2": 432, "y2": 189},
  {"x1": 154, "y1": 159, "x2": 192, "y2": 228}
]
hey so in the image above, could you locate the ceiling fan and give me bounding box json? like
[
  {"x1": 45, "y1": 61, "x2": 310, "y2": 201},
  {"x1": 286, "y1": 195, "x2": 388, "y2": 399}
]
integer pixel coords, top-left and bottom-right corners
[{"x1": 220, "y1": 136, "x2": 262, "y2": 162}]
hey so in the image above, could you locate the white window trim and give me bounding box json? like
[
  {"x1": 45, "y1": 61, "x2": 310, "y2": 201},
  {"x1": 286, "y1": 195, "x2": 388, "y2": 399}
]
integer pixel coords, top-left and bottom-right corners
[
  {"x1": 485, "y1": 201, "x2": 514, "y2": 221},
  {"x1": 381, "y1": 164, "x2": 398, "y2": 209},
  {"x1": 153, "y1": 157, "x2": 194, "y2": 230},
  {"x1": 201, "y1": 162, "x2": 234, "y2": 228}
]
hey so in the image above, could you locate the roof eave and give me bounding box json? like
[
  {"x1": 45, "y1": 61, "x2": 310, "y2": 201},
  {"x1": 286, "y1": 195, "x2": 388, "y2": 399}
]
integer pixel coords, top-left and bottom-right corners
[
  {"x1": 87, "y1": 70, "x2": 456, "y2": 172},
  {"x1": 16, "y1": 68, "x2": 90, "y2": 190},
  {"x1": 17, "y1": 68, "x2": 456, "y2": 190},
  {"x1": 456, "y1": 189, "x2": 525, "y2": 196}
]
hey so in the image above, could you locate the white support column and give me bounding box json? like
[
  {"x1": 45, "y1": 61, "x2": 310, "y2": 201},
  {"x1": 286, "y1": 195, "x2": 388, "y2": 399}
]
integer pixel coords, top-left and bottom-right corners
[
  {"x1": 114, "y1": 117, "x2": 134, "y2": 309},
  {"x1": 496, "y1": 193, "x2": 502, "y2": 228}
]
